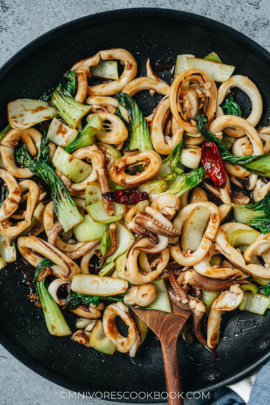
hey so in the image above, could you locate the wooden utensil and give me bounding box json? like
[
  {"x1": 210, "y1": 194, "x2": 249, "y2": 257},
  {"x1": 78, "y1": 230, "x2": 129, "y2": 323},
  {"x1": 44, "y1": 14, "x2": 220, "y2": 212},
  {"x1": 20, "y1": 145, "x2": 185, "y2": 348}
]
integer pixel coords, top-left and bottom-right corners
[{"x1": 133, "y1": 302, "x2": 191, "y2": 405}]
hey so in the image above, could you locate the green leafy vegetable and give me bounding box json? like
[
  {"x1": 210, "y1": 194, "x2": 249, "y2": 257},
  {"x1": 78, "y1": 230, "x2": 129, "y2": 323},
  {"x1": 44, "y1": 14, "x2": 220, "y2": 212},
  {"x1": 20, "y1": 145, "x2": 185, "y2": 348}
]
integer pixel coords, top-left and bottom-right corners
[
  {"x1": 62, "y1": 71, "x2": 77, "y2": 96},
  {"x1": 52, "y1": 88, "x2": 91, "y2": 129},
  {"x1": 16, "y1": 142, "x2": 83, "y2": 232},
  {"x1": 165, "y1": 166, "x2": 205, "y2": 197},
  {"x1": 194, "y1": 114, "x2": 270, "y2": 177},
  {"x1": 260, "y1": 284, "x2": 270, "y2": 297},
  {"x1": 65, "y1": 114, "x2": 102, "y2": 154},
  {"x1": 222, "y1": 134, "x2": 235, "y2": 150},
  {"x1": 221, "y1": 93, "x2": 241, "y2": 117},
  {"x1": 36, "y1": 278, "x2": 71, "y2": 336},
  {"x1": 139, "y1": 173, "x2": 176, "y2": 195},
  {"x1": 33, "y1": 258, "x2": 55, "y2": 283},
  {"x1": 0, "y1": 185, "x2": 8, "y2": 207},
  {"x1": 65, "y1": 289, "x2": 100, "y2": 309},
  {"x1": 0, "y1": 124, "x2": 12, "y2": 142},
  {"x1": 232, "y1": 191, "x2": 270, "y2": 233},
  {"x1": 40, "y1": 70, "x2": 77, "y2": 101},
  {"x1": 65, "y1": 289, "x2": 133, "y2": 310},
  {"x1": 156, "y1": 136, "x2": 186, "y2": 179},
  {"x1": 115, "y1": 92, "x2": 153, "y2": 152}
]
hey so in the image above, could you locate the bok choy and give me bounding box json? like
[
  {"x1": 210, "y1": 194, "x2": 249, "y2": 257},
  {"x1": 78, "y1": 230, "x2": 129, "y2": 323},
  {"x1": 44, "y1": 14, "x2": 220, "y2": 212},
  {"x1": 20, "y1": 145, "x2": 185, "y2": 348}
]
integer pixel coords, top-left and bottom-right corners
[
  {"x1": 115, "y1": 92, "x2": 153, "y2": 152},
  {"x1": 194, "y1": 114, "x2": 270, "y2": 177},
  {"x1": 34, "y1": 258, "x2": 71, "y2": 336},
  {"x1": 16, "y1": 139, "x2": 83, "y2": 232},
  {"x1": 232, "y1": 190, "x2": 270, "y2": 233}
]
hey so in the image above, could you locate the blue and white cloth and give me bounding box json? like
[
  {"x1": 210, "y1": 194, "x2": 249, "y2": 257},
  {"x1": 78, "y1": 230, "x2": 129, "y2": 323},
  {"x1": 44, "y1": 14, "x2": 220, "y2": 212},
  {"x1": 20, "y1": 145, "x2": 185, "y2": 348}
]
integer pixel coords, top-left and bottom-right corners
[{"x1": 195, "y1": 359, "x2": 270, "y2": 405}]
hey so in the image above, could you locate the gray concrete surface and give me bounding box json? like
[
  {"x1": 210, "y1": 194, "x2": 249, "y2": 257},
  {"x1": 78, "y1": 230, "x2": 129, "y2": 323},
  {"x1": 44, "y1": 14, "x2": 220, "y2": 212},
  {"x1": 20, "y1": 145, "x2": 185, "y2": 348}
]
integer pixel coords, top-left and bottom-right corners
[{"x1": 1, "y1": 0, "x2": 270, "y2": 404}]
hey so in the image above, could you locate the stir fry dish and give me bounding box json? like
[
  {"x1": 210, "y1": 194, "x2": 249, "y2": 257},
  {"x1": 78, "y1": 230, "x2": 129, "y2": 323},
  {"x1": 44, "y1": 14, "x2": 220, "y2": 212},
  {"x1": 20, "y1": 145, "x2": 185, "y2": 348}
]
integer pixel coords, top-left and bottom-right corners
[{"x1": 1, "y1": 48, "x2": 270, "y2": 358}]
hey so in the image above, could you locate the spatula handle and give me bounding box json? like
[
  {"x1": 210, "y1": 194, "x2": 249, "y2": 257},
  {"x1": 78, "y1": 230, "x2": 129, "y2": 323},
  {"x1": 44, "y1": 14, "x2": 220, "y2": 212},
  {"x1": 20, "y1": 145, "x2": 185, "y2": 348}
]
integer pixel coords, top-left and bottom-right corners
[{"x1": 161, "y1": 336, "x2": 184, "y2": 405}]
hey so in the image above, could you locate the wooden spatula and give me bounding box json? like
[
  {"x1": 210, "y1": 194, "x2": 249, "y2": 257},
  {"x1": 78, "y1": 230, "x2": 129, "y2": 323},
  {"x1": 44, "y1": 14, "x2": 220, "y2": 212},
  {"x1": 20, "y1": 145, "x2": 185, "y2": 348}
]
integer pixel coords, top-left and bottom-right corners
[{"x1": 132, "y1": 301, "x2": 191, "y2": 405}]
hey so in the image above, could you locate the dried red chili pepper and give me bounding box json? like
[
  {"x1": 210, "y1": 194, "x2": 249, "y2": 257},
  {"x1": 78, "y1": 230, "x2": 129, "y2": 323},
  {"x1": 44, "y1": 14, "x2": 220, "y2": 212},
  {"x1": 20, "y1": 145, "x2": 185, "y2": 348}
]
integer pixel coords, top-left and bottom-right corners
[
  {"x1": 102, "y1": 189, "x2": 149, "y2": 205},
  {"x1": 201, "y1": 142, "x2": 227, "y2": 189}
]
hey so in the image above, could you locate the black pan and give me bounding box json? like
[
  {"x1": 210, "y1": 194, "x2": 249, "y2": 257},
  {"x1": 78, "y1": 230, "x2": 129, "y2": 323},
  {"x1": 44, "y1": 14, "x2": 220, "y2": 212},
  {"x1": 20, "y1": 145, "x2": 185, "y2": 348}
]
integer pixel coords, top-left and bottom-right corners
[{"x1": 0, "y1": 8, "x2": 270, "y2": 402}]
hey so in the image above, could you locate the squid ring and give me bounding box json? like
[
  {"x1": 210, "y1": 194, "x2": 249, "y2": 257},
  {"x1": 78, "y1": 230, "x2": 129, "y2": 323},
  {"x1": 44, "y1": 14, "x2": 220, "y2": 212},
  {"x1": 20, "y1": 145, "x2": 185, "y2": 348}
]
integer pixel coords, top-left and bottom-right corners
[
  {"x1": 87, "y1": 112, "x2": 128, "y2": 145},
  {"x1": 124, "y1": 284, "x2": 157, "y2": 307},
  {"x1": 171, "y1": 117, "x2": 204, "y2": 146},
  {"x1": 17, "y1": 235, "x2": 80, "y2": 280},
  {"x1": 151, "y1": 194, "x2": 180, "y2": 221},
  {"x1": 134, "y1": 206, "x2": 179, "y2": 253},
  {"x1": 109, "y1": 150, "x2": 162, "y2": 186},
  {"x1": 0, "y1": 180, "x2": 39, "y2": 238},
  {"x1": 151, "y1": 97, "x2": 184, "y2": 155},
  {"x1": 253, "y1": 179, "x2": 270, "y2": 202},
  {"x1": 194, "y1": 244, "x2": 245, "y2": 279},
  {"x1": 0, "y1": 169, "x2": 21, "y2": 222},
  {"x1": 258, "y1": 127, "x2": 270, "y2": 154},
  {"x1": 209, "y1": 116, "x2": 263, "y2": 180},
  {"x1": 217, "y1": 75, "x2": 263, "y2": 137},
  {"x1": 86, "y1": 96, "x2": 129, "y2": 122},
  {"x1": 207, "y1": 285, "x2": 243, "y2": 349},
  {"x1": 72, "y1": 49, "x2": 137, "y2": 96},
  {"x1": 80, "y1": 243, "x2": 101, "y2": 274},
  {"x1": 74, "y1": 69, "x2": 88, "y2": 103},
  {"x1": 43, "y1": 200, "x2": 100, "y2": 257},
  {"x1": 103, "y1": 302, "x2": 140, "y2": 356},
  {"x1": 48, "y1": 278, "x2": 105, "y2": 318},
  {"x1": 244, "y1": 233, "x2": 270, "y2": 268},
  {"x1": 43, "y1": 201, "x2": 83, "y2": 252},
  {"x1": 216, "y1": 222, "x2": 270, "y2": 278},
  {"x1": 170, "y1": 202, "x2": 220, "y2": 266},
  {"x1": 69, "y1": 145, "x2": 105, "y2": 192},
  {"x1": 123, "y1": 77, "x2": 170, "y2": 97},
  {"x1": 0, "y1": 128, "x2": 55, "y2": 178},
  {"x1": 124, "y1": 237, "x2": 169, "y2": 284},
  {"x1": 146, "y1": 59, "x2": 168, "y2": 86},
  {"x1": 169, "y1": 68, "x2": 217, "y2": 134},
  {"x1": 232, "y1": 136, "x2": 253, "y2": 157}
]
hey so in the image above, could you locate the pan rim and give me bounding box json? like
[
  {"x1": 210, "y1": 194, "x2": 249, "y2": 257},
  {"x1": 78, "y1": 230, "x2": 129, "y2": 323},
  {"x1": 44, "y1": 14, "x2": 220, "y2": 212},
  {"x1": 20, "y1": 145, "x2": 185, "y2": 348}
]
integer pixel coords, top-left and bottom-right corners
[{"x1": 1, "y1": 7, "x2": 270, "y2": 401}]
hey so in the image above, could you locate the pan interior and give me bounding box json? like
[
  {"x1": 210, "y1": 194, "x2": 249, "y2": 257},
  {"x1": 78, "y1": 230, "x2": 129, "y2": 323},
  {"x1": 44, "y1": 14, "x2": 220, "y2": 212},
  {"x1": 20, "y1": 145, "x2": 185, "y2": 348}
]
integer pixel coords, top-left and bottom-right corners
[{"x1": 0, "y1": 9, "x2": 270, "y2": 401}]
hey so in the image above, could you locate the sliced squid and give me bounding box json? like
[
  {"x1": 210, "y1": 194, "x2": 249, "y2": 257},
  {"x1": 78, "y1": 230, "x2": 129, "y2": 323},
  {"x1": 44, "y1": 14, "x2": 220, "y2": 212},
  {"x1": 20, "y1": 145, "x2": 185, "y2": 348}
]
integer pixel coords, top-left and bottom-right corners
[
  {"x1": 0, "y1": 180, "x2": 39, "y2": 238},
  {"x1": 0, "y1": 128, "x2": 54, "y2": 178},
  {"x1": 74, "y1": 68, "x2": 88, "y2": 103},
  {"x1": 170, "y1": 202, "x2": 220, "y2": 266},
  {"x1": 209, "y1": 116, "x2": 263, "y2": 184},
  {"x1": 151, "y1": 194, "x2": 180, "y2": 220},
  {"x1": 216, "y1": 222, "x2": 270, "y2": 278},
  {"x1": 43, "y1": 200, "x2": 100, "y2": 257},
  {"x1": 123, "y1": 77, "x2": 170, "y2": 97},
  {"x1": 72, "y1": 49, "x2": 137, "y2": 96},
  {"x1": 125, "y1": 237, "x2": 169, "y2": 284},
  {"x1": 258, "y1": 127, "x2": 270, "y2": 154},
  {"x1": 207, "y1": 285, "x2": 243, "y2": 349},
  {"x1": 87, "y1": 112, "x2": 128, "y2": 145},
  {"x1": 103, "y1": 302, "x2": 140, "y2": 357},
  {"x1": 124, "y1": 284, "x2": 157, "y2": 307},
  {"x1": 17, "y1": 236, "x2": 80, "y2": 280},
  {"x1": 70, "y1": 303, "x2": 105, "y2": 319},
  {"x1": 217, "y1": 75, "x2": 263, "y2": 137},
  {"x1": 151, "y1": 96, "x2": 184, "y2": 155},
  {"x1": 0, "y1": 169, "x2": 21, "y2": 222},
  {"x1": 169, "y1": 68, "x2": 217, "y2": 134},
  {"x1": 194, "y1": 244, "x2": 245, "y2": 279},
  {"x1": 68, "y1": 145, "x2": 105, "y2": 192},
  {"x1": 253, "y1": 178, "x2": 270, "y2": 202},
  {"x1": 80, "y1": 243, "x2": 101, "y2": 274},
  {"x1": 109, "y1": 150, "x2": 162, "y2": 186},
  {"x1": 203, "y1": 173, "x2": 231, "y2": 205}
]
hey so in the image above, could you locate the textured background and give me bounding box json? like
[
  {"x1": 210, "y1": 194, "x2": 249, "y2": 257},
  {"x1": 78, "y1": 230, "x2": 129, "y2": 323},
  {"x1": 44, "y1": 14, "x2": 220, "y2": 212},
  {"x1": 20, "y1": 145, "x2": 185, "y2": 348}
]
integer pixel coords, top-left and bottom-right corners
[{"x1": 1, "y1": 0, "x2": 270, "y2": 404}]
